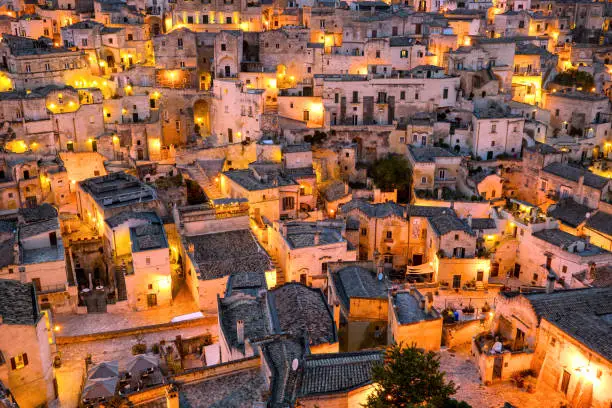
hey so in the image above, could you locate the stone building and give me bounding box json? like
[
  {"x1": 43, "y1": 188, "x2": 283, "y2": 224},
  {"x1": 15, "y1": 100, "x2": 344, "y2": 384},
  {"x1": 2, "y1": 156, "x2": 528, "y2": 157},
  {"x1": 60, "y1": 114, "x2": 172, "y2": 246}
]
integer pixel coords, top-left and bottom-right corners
[
  {"x1": 0, "y1": 279, "x2": 56, "y2": 408},
  {"x1": 474, "y1": 286, "x2": 612, "y2": 408},
  {"x1": 339, "y1": 199, "x2": 409, "y2": 269},
  {"x1": 388, "y1": 288, "x2": 442, "y2": 351},
  {"x1": 0, "y1": 35, "x2": 86, "y2": 90},
  {"x1": 471, "y1": 100, "x2": 525, "y2": 160},
  {"x1": 267, "y1": 219, "x2": 356, "y2": 287},
  {"x1": 407, "y1": 145, "x2": 463, "y2": 196}
]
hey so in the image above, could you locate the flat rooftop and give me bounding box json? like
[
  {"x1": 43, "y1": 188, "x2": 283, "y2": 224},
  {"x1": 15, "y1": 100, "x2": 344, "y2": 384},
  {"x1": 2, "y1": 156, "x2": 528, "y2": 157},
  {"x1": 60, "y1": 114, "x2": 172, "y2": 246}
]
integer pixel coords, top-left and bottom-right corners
[{"x1": 79, "y1": 173, "x2": 157, "y2": 210}]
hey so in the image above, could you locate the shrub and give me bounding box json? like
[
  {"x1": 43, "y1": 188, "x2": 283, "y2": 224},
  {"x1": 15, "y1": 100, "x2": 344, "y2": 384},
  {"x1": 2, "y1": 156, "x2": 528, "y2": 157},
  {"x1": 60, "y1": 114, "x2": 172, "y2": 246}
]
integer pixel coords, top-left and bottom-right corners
[{"x1": 132, "y1": 343, "x2": 147, "y2": 355}]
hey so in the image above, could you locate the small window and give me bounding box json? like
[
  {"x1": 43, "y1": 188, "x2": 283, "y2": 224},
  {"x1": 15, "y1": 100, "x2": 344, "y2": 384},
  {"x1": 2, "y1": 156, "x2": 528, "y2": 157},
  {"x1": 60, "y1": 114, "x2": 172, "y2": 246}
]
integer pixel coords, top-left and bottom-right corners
[
  {"x1": 400, "y1": 49, "x2": 408, "y2": 58},
  {"x1": 421, "y1": 176, "x2": 427, "y2": 183},
  {"x1": 146, "y1": 257, "x2": 151, "y2": 265},
  {"x1": 386, "y1": 231, "x2": 392, "y2": 239},
  {"x1": 10, "y1": 353, "x2": 28, "y2": 370},
  {"x1": 361, "y1": 228, "x2": 367, "y2": 236},
  {"x1": 148, "y1": 283, "x2": 153, "y2": 289},
  {"x1": 400, "y1": 91, "x2": 405, "y2": 100},
  {"x1": 454, "y1": 234, "x2": 459, "y2": 240},
  {"x1": 221, "y1": 43, "x2": 226, "y2": 51}
]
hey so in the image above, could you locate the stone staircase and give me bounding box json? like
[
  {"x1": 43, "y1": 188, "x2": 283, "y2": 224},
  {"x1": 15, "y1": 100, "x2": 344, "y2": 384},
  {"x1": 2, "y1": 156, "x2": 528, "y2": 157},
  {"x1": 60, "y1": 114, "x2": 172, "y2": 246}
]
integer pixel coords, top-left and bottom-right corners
[
  {"x1": 185, "y1": 163, "x2": 223, "y2": 200},
  {"x1": 269, "y1": 254, "x2": 285, "y2": 287},
  {"x1": 114, "y1": 266, "x2": 128, "y2": 301}
]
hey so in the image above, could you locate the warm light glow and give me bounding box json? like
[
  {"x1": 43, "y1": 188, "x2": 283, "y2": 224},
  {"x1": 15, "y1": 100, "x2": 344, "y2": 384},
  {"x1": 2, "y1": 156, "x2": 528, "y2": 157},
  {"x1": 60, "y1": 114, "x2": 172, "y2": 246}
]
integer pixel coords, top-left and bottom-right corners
[
  {"x1": 463, "y1": 37, "x2": 471, "y2": 46},
  {"x1": 112, "y1": 135, "x2": 119, "y2": 143},
  {"x1": 310, "y1": 102, "x2": 323, "y2": 114},
  {"x1": 99, "y1": 61, "x2": 105, "y2": 67},
  {"x1": 268, "y1": 78, "x2": 277, "y2": 89},
  {"x1": 53, "y1": 325, "x2": 61, "y2": 332}
]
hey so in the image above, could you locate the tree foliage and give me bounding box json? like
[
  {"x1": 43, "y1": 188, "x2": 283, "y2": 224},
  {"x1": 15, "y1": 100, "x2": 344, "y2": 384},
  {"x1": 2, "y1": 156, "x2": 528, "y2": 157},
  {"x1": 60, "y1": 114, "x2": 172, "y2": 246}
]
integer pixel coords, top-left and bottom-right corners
[
  {"x1": 365, "y1": 344, "x2": 469, "y2": 408},
  {"x1": 369, "y1": 154, "x2": 412, "y2": 202},
  {"x1": 553, "y1": 69, "x2": 594, "y2": 90}
]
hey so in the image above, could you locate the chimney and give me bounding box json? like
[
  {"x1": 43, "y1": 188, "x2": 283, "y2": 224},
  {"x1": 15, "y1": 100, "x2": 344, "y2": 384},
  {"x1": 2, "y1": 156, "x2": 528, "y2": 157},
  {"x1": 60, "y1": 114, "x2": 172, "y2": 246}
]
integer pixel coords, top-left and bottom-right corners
[
  {"x1": 166, "y1": 385, "x2": 179, "y2": 408},
  {"x1": 236, "y1": 320, "x2": 245, "y2": 344},
  {"x1": 424, "y1": 292, "x2": 433, "y2": 314},
  {"x1": 467, "y1": 214, "x2": 473, "y2": 228},
  {"x1": 188, "y1": 243, "x2": 195, "y2": 254},
  {"x1": 545, "y1": 273, "x2": 556, "y2": 294},
  {"x1": 577, "y1": 175, "x2": 585, "y2": 196},
  {"x1": 314, "y1": 231, "x2": 320, "y2": 245},
  {"x1": 587, "y1": 262, "x2": 596, "y2": 281},
  {"x1": 333, "y1": 302, "x2": 340, "y2": 331},
  {"x1": 13, "y1": 242, "x2": 19, "y2": 265}
]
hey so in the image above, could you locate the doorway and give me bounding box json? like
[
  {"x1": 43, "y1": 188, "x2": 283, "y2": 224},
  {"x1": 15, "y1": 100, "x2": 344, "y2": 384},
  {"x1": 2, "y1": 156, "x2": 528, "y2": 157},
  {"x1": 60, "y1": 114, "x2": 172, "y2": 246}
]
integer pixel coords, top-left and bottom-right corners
[
  {"x1": 147, "y1": 293, "x2": 157, "y2": 307},
  {"x1": 561, "y1": 370, "x2": 571, "y2": 395},
  {"x1": 412, "y1": 254, "x2": 423, "y2": 265},
  {"x1": 493, "y1": 356, "x2": 503, "y2": 380},
  {"x1": 49, "y1": 231, "x2": 57, "y2": 246}
]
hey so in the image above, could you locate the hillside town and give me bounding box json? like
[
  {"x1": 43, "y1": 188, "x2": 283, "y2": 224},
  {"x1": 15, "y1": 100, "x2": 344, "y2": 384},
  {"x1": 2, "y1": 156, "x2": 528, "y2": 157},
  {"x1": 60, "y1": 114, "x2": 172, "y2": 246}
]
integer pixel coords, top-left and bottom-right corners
[{"x1": 0, "y1": 0, "x2": 610, "y2": 406}]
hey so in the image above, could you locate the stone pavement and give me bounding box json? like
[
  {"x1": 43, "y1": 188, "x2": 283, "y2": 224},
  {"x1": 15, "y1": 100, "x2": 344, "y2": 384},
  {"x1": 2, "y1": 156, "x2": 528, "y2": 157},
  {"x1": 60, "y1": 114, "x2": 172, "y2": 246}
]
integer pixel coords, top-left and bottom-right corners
[
  {"x1": 54, "y1": 284, "x2": 202, "y2": 336},
  {"x1": 439, "y1": 346, "x2": 568, "y2": 408}
]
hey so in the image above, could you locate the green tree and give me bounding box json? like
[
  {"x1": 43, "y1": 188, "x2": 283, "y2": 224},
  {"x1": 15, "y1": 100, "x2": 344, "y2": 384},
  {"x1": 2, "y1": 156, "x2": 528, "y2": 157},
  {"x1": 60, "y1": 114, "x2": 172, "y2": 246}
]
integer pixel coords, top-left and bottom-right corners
[
  {"x1": 369, "y1": 154, "x2": 412, "y2": 202},
  {"x1": 365, "y1": 344, "x2": 469, "y2": 408},
  {"x1": 553, "y1": 69, "x2": 594, "y2": 90}
]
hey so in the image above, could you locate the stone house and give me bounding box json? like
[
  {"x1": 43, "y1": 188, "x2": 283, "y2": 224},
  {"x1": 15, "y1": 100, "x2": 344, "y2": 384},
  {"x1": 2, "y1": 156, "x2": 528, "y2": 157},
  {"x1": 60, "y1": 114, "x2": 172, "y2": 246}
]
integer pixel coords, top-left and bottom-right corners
[
  {"x1": 339, "y1": 199, "x2": 409, "y2": 269},
  {"x1": 267, "y1": 219, "x2": 356, "y2": 287},
  {"x1": 0, "y1": 279, "x2": 56, "y2": 408},
  {"x1": 537, "y1": 162, "x2": 610, "y2": 209},
  {"x1": 407, "y1": 145, "x2": 463, "y2": 196},
  {"x1": 471, "y1": 101, "x2": 525, "y2": 160},
  {"x1": 104, "y1": 211, "x2": 172, "y2": 310},
  {"x1": 182, "y1": 228, "x2": 274, "y2": 312},
  {"x1": 542, "y1": 90, "x2": 610, "y2": 138},
  {"x1": 76, "y1": 172, "x2": 159, "y2": 235},
  {"x1": 426, "y1": 211, "x2": 490, "y2": 288},
  {"x1": 388, "y1": 288, "x2": 442, "y2": 351},
  {"x1": 583, "y1": 211, "x2": 612, "y2": 252},
  {"x1": 0, "y1": 35, "x2": 86, "y2": 90},
  {"x1": 474, "y1": 286, "x2": 612, "y2": 408},
  {"x1": 326, "y1": 262, "x2": 390, "y2": 351}
]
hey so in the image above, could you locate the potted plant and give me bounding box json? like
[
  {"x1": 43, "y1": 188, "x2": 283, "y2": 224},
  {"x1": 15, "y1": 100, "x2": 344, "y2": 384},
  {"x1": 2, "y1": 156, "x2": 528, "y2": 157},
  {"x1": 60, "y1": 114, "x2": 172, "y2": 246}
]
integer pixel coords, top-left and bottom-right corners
[{"x1": 462, "y1": 305, "x2": 475, "y2": 314}]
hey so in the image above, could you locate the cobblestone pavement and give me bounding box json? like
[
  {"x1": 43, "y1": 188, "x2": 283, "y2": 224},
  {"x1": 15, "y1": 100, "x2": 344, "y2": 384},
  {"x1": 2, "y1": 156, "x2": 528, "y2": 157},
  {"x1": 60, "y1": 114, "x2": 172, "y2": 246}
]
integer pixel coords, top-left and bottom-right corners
[
  {"x1": 439, "y1": 346, "x2": 568, "y2": 408},
  {"x1": 54, "y1": 284, "x2": 202, "y2": 336}
]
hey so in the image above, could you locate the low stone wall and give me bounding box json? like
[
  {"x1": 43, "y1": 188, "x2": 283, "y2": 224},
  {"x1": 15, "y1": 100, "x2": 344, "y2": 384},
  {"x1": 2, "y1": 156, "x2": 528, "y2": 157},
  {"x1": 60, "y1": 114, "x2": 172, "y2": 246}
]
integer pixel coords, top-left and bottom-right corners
[
  {"x1": 126, "y1": 384, "x2": 169, "y2": 405},
  {"x1": 171, "y1": 356, "x2": 260, "y2": 384},
  {"x1": 56, "y1": 317, "x2": 216, "y2": 345}
]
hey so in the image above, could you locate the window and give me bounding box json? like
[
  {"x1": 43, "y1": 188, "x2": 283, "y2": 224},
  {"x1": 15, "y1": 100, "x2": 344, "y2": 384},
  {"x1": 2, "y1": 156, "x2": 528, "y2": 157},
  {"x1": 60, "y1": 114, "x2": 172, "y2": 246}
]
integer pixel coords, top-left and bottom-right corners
[
  {"x1": 282, "y1": 197, "x2": 295, "y2": 210},
  {"x1": 400, "y1": 49, "x2": 408, "y2": 58},
  {"x1": 352, "y1": 91, "x2": 359, "y2": 103},
  {"x1": 491, "y1": 124, "x2": 497, "y2": 133},
  {"x1": 146, "y1": 257, "x2": 151, "y2": 265},
  {"x1": 415, "y1": 92, "x2": 419, "y2": 100},
  {"x1": 375, "y1": 50, "x2": 380, "y2": 58},
  {"x1": 454, "y1": 234, "x2": 459, "y2": 241},
  {"x1": 361, "y1": 228, "x2": 367, "y2": 236},
  {"x1": 175, "y1": 120, "x2": 181, "y2": 131},
  {"x1": 187, "y1": 16, "x2": 193, "y2": 24},
  {"x1": 180, "y1": 61, "x2": 185, "y2": 68},
  {"x1": 421, "y1": 176, "x2": 427, "y2": 184},
  {"x1": 453, "y1": 247, "x2": 465, "y2": 258},
  {"x1": 81, "y1": 38, "x2": 88, "y2": 47},
  {"x1": 562, "y1": 265, "x2": 567, "y2": 274},
  {"x1": 177, "y1": 38, "x2": 183, "y2": 49},
  {"x1": 307, "y1": 67, "x2": 311, "y2": 73},
  {"x1": 127, "y1": 34, "x2": 133, "y2": 41},
  {"x1": 303, "y1": 110, "x2": 309, "y2": 121},
  {"x1": 555, "y1": 109, "x2": 560, "y2": 117},
  {"x1": 108, "y1": 38, "x2": 113, "y2": 44},
  {"x1": 519, "y1": 20, "x2": 525, "y2": 28},
  {"x1": 10, "y1": 353, "x2": 28, "y2": 370},
  {"x1": 148, "y1": 284, "x2": 153, "y2": 289},
  {"x1": 221, "y1": 43, "x2": 226, "y2": 51},
  {"x1": 491, "y1": 141, "x2": 496, "y2": 147},
  {"x1": 400, "y1": 91, "x2": 405, "y2": 100},
  {"x1": 334, "y1": 93, "x2": 339, "y2": 103},
  {"x1": 386, "y1": 231, "x2": 392, "y2": 239},
  {"x1": 25, "y1": 64, "x2": 31, "y2": 73},
  {"x1": 438, "y1": 169, "x2": 446, "y2": 179},
  {"x1": 320, "y1": 20, "x2": 325, "y2": 28}
]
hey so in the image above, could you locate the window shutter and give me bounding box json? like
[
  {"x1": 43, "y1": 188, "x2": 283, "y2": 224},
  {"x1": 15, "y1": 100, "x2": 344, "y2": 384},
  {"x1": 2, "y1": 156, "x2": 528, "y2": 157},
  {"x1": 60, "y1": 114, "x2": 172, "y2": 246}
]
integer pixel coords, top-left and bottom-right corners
[
  {"x1": 10, "y1": 357, "x2": 16, "y2": 370},
  {"x1": 22, "y1": 353, "x2": 28, "y2": 366}
]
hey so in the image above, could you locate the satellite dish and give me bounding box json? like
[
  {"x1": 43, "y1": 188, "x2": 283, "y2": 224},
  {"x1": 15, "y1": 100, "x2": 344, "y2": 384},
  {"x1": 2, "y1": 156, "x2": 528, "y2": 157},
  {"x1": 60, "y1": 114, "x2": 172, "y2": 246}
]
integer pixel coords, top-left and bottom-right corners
[
  {"x1": 291, "y1": 358, "x2": 299, "y2": 371},
  {"x1": 377, "y1": 272, "x2": 384, "y2": 281}
]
